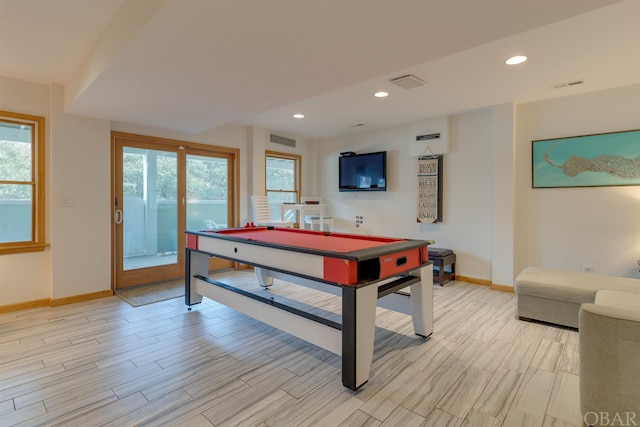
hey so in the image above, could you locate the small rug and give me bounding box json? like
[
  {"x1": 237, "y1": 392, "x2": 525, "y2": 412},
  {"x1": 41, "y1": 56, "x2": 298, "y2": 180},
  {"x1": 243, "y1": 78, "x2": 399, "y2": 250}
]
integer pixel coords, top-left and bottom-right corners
[{"x1": 117, "y1": 279, "x2": 184, "y2": 307}]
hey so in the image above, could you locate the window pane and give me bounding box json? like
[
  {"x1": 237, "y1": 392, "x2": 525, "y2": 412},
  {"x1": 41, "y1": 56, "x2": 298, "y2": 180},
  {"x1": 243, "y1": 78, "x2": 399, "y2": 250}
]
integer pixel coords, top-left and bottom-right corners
[
  {"x1": 187, "y1": 154, "x2": 228, "y2": 230},
  {"x1": 0, "y1": 122, "x2": 32, "y2": 182},
  {"x1": 266, "y1": 157, "x2": 295, "y2": 191},
  {"x1": 123, "y1": 150, "x2": 144, "y2": 199},
  {"x1": 0, "y1": 184, "x2": 32, "y2": 243},
  {"x1": 0, "y1": 112, "x2": 44, "y2": 254},
  {"x1": 123, "y1": 148, "x2": 177, "y2": 270}
]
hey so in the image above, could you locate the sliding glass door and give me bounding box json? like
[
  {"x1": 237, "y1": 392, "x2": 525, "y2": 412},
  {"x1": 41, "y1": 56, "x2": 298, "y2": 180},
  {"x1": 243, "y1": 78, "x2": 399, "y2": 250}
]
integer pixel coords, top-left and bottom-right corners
[{"x1": 112, "y1": 133, "x2": 236, "y2": 289}]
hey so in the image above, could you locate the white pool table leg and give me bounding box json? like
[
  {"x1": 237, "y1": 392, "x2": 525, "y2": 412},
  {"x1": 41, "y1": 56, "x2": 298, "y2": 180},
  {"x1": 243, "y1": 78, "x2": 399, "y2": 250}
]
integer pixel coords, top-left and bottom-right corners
[
  {"x1": 410, "y1": 264, "x2": 434, "y2": 338},
  {"x1": 255, "y1": 266, "x2": 274, "y2": 288}
]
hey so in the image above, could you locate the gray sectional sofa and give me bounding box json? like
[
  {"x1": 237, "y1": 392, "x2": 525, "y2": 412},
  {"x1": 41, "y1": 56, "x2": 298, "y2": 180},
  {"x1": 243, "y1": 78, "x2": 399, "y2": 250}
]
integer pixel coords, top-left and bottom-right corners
[
  {"x1": 515, "y1": 267, "x2": 640, "y2": 425},
  {"x1": 514, "y1": 267, "x2": 640, "y2": 328}
]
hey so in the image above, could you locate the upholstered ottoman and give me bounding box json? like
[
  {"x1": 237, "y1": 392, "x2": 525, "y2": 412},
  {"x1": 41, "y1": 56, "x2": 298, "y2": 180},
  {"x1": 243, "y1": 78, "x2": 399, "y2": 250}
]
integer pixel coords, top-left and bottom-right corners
[
  {"x1": 428, "y1": 247, "x2": 456, "y2": 286},
  {"x1": 515, "y1": 267, "x2": 640, "y2": 328}
]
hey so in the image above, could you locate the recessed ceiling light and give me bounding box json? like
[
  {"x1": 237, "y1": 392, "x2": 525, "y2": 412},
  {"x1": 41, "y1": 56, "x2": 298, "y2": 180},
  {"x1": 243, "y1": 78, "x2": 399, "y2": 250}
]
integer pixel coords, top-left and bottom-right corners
[
  {"x1": 374, "y1": 91, "x2": 389, "y2": 98},
  {"x1": 506, "y1": 55, "x2": 527, "y2": 65},
  {"x1": 293, "y1": 113, "x2": 304, "y2": 119}
]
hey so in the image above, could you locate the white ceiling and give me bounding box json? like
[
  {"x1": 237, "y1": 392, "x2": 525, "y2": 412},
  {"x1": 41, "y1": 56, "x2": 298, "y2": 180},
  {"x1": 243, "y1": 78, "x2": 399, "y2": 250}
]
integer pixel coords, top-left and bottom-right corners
[{"x1": 1, "y1": 0, "x2": 638, "y2": 139}]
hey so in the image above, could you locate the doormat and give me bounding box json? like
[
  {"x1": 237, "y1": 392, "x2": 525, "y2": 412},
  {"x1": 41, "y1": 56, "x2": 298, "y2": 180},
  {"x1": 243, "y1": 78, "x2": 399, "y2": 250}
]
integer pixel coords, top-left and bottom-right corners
[{"x1": 116, "y1": 279, "x2": 184, "y2": 307}]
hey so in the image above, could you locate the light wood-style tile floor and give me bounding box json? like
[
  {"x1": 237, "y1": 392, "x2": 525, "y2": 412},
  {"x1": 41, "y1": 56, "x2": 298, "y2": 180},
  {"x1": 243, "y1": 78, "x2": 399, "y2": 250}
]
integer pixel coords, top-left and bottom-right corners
[{"x1": 0, "y1": 271, "x2": 584, "y2": 426}]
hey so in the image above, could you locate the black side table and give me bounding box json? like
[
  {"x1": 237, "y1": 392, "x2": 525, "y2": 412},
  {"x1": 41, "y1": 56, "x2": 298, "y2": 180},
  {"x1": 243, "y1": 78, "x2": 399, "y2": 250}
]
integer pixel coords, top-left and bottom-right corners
[{"x1": 428, "y1": 248, "x2": 456, "y2": 286}]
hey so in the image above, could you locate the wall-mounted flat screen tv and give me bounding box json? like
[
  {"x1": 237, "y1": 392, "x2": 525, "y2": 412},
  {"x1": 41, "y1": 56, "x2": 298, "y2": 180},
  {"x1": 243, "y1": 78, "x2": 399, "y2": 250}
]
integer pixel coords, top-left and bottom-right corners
[{"x1": 339, "y1": 151, "x2": 387, "y2": 192}]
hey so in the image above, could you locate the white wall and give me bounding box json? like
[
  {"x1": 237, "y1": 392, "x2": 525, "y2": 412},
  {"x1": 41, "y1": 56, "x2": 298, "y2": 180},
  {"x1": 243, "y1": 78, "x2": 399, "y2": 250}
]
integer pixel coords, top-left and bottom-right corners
[
  {"x1": 515, "y1": 84, "x2": 640, "y2": 278},
  {"x1": 0, "y1": 79, "x2": 114, "y2": 303},
  {"x1": 0, "y1": 77, "x2": 52, "y2": 304},
  {"x1": 491, "y1": 104, "x2": 516, "y2": 287},
  {"x1": 317, "y1": 85, "x2": 640, "y2": 285},
  {"x1": 317, "y1": 109, "x2": 498, "y2": 283},
  {"x1": 2, "y1": 75, "x2": 638, "y2": 307},
  {"x1": 0, "y1": 76, "x2": 315, "y2": 306},
  {"x1": 50, "y1": 84, "x2": 111, "y2": 299}
]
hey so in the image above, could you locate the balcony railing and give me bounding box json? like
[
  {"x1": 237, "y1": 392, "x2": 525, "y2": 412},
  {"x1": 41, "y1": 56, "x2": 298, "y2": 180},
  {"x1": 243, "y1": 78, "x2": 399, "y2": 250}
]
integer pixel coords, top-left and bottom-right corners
[{"x1": 0, "y1": 199, "x2": 228, "y2": 257}]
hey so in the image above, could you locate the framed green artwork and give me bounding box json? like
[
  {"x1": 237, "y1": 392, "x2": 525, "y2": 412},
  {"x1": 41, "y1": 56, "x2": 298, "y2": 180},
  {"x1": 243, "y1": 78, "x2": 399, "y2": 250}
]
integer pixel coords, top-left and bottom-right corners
[{"x1": 532, "y1": 129, "x2": 640, "y2": 188}]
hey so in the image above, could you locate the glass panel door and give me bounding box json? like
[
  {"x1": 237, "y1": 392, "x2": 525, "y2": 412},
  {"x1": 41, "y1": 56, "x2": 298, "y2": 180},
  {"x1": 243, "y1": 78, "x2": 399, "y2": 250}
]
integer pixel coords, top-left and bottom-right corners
[
  {"x1": 186, "y1": 149, "x2": 234, "y2": 271},
  {"x1": 114, "y1": 139, "x2": 182, "y2": 289},
  {"x1": 123, "y1": 147, "x2": 178, "y2": 270},
  {"x1": 186, "y1": 153, "x2": 228, "y2": 231},
  {"x1": 112, "y1": 134, "x2": 237, "y2": 289}
]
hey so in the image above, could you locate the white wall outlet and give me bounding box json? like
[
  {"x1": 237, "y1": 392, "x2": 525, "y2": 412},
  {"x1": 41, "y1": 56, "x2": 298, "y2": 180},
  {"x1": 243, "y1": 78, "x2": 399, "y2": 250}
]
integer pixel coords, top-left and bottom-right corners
[{"x1": 583, "y1": 265, "x2": 593, "y2": 273}]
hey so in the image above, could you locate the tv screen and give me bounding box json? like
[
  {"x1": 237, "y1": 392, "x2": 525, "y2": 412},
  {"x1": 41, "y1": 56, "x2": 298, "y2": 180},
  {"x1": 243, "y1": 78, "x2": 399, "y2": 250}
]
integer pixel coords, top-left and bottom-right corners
[{"x1": 339, "y1": 151, "x2": 387, "y2": 192}]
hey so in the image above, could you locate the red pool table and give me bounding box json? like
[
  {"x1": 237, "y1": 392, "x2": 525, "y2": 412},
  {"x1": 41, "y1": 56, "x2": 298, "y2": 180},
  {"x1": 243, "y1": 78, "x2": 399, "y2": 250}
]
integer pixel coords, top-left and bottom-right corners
[{"x1": 185, "y1": 226, "x2": 434, "y2": 390}]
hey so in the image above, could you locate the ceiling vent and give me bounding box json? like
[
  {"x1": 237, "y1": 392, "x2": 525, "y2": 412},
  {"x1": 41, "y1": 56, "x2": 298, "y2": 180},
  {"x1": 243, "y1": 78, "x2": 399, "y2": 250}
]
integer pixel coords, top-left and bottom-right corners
[
  {"x1": 390, "y1": 74, "x2": 426, "y2": 89},
  {"x1": 551, "y1": 79, "x2": 585, "y2": 89}
]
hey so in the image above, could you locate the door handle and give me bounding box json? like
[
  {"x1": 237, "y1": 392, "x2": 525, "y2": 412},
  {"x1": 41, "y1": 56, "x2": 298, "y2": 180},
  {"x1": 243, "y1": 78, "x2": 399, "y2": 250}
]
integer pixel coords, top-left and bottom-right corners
[{"x1": 114, "y1": 209, "x2": 123, "y2": 224}]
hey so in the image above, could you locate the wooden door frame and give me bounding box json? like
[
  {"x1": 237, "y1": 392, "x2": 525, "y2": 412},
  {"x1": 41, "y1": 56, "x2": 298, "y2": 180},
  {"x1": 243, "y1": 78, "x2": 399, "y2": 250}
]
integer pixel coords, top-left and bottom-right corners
[{"x1": 111, "y1": 131, "x2": 240, "y2": 291}]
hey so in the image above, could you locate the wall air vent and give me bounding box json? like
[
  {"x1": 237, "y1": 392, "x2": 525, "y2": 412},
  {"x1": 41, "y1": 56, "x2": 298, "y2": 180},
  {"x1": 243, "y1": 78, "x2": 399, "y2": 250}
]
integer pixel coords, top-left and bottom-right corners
[
  {"x1": 270, "y1": 134, "x2": 296, "y2": 147},
  {"x1": 390, "y1": 74, "x2": 426, "y2": 89},
  {"x1": 551, "y1": 79, "x2": 585, "y2": 89}
]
